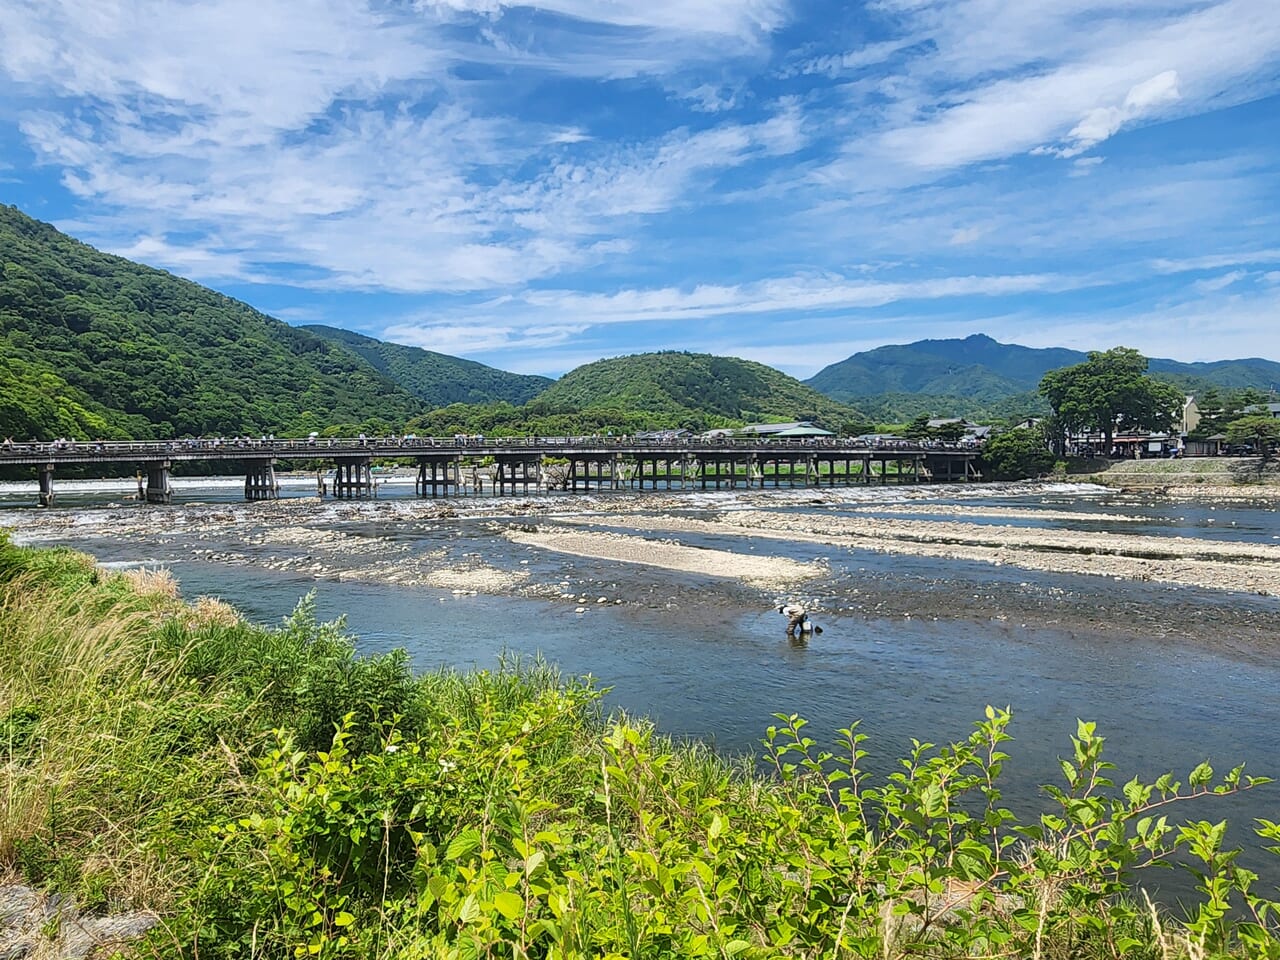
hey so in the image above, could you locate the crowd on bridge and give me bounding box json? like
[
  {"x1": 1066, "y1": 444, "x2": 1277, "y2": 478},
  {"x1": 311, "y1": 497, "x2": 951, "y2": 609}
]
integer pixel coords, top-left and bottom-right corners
[{"x1": 0, "y1": 433, "x2": 985, "y2": 459}]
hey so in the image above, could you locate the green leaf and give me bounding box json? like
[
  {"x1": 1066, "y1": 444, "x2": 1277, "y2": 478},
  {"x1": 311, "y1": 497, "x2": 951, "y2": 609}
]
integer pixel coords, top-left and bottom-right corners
[
  {"x1": 458, "y1": 893, "x2": 480, "y2": 924},
  {"x1": 493, "y1": 891, "x2": 523, "y2": 921},
  {"x1": 446, "y1": 828, "x2": 482, "y2": 861},
  {"x1": 1189, "y1": 761, "x2": 1213, "y2": 788},
  {"x1": 333, "y1": 911, "x2": 355, "y2": 928}
]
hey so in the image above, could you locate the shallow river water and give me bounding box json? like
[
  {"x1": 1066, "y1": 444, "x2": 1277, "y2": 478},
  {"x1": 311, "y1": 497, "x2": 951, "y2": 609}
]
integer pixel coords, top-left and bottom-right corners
[{"x1": 4, "y1": 476, "x2": 1280, "y2": 901}]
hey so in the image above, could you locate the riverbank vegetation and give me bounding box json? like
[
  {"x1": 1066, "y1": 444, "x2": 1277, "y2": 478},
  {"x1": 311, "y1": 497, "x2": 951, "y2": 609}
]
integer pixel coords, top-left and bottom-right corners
[{"x1": 3, "y1": 534, "x2": 1280, "y2": 958}]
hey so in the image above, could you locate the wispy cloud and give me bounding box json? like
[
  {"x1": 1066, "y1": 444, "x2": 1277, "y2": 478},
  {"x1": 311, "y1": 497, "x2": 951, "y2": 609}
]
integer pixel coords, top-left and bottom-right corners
[
  {"x1": 824, "y1": 0, "x2": 1280, "y2": 182},
  {"x1": 0, "y1": 0, "x2": 1278, "y2": 374}
]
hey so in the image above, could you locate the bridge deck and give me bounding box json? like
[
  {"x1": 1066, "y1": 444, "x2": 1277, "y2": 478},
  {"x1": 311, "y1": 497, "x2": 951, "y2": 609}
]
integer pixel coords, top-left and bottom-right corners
[
  {"x1": 1, "y1": 437, "x2": 981, "y2": 505},
  {"x1": 0, "y1": 437, "x2": 978, "y2": 467}
]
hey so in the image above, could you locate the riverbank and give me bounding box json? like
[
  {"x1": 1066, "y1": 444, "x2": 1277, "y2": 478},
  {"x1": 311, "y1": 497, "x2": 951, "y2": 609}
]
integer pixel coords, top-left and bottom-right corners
[
  {"x1": 2, "y1": 533, "x2": 1278, "y2": 958},
  {"x1": 1067, "y1": 458, "x2": 1280, "y2": 500}
]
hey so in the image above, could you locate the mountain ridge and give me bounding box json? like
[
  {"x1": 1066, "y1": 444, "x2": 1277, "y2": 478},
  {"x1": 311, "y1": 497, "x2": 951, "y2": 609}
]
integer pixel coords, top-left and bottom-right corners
[
  {"x1": 806, "y1": 334, "x2": 1280, "y2": 413},
  {"x1": 0, "y1": 204, "x2": 435, "y2": 438},
  {"x1": 521, "y1": 351, "x2": 868, "y2": 430},
  {"x1": 301, "y1": 324, "x2": 552, "y2": 408}
]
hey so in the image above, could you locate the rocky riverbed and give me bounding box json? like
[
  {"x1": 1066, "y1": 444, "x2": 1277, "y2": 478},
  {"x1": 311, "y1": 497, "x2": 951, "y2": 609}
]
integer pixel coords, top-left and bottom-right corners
[{"x1": 4, "y1": 481, "x2": 1279, "y2": 656}]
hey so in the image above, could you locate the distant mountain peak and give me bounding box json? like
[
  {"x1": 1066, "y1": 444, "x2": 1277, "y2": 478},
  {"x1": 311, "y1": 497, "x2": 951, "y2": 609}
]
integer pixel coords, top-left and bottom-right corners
[{"x1": 804, "y1": 334, "x2": 1280, "y2": 420}]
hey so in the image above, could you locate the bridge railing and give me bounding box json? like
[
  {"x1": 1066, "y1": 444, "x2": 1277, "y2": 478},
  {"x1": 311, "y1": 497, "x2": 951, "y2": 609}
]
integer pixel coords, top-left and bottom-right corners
[{"x1": 0, "y1": 436, "x2": 984, "y2": 462}]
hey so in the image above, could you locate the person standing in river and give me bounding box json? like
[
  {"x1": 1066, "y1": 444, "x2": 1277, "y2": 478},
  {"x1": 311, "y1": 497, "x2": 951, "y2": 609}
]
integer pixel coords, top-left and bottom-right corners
[{"x1": 778, "y1": 602, "x2": 807, "y2": 636}]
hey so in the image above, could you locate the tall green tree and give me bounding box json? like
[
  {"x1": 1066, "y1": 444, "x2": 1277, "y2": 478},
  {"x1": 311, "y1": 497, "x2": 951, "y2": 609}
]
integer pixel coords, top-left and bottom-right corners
[
  {"x1": 1225, "y1": 415, "x2": 1280, "y2": 463},
  {"x1": 1038, "y1": 347, "x2": 1183, "y2": 453},
  {"x1": 980, "y1": 427, "x2": 1054, "y2": 480}
]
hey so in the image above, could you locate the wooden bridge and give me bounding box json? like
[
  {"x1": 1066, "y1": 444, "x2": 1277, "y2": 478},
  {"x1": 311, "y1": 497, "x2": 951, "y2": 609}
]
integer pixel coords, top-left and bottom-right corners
[{"x1": 0, "y1": 437, "x2": 982, "y2": 506}]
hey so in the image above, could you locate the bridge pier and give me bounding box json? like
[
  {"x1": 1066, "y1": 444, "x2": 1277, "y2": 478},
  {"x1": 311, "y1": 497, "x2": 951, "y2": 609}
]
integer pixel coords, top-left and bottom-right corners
[
  {"x1": 244, "y1": 460, "x2": 279, "y2": 500},
  {"x1": 922, "y1": 452, "x2": 979, "y2": 482},
  {"x1": 632, "y1": 456, "x2": 686, "y2": 490},
  {"x1": 494, "y1": 454, "x2": 541, "y2": 495},
  {"x1": 814, "y1": 455, "x2": 859, "y2": 486},
  {"x1": 565, "y1": 455, "x2": 617, "y2": 492},
  {"x1": 697, "y1": 453, "x2": 754, "y2": 489},
  {"x1": 416, "y1": 455, "x2": 461, "y2": 497},
  {"x1": 37, "y1": 464, "x2": 55, "y2": 507},
  {"x1": 332, "y1": 457, "x2": 374, "y2": 498},
  {"x1": 145, "y1": 461, "x2": 173, "y2": 504},
  {"x1": 763, "y1": 454, "x2": 811, "y2": 486}
]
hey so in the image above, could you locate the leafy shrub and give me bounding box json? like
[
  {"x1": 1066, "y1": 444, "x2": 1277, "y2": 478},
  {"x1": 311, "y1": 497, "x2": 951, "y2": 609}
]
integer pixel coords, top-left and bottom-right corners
[{"x1": 172, "y1": 706, "x2": 1280, "y2": 960}]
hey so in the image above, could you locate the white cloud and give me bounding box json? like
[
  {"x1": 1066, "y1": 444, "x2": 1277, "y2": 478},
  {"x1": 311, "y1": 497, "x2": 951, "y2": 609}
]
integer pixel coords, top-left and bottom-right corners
[
  {"x1": 1192, "y1": 269, "x2": 1248, "y2": 293},
  {"x1": 1151, "y1": 250, "x2": 1280, "y2": 273},
  {"x1": 679, "y1": 83, "x2": 741, "y2": 113},
  {"x1": 415, "y1": 0, "x2": 789, "y2": 41},
  {"x1": 828, "y1": 0, "x2": 1280, "y2": 182},
  {"x1": 378, "y1": 270, "x2": 1078, "y2": 356},
  {"x1": 1056, "y1": 70, "x2": 1181, "y2": 158},
  {"x1": 2, "y1": 0, "x2": 1278, "y2": 375},
  {"x1": 1069, "y1": 156, "x2": 1106, "y2": 176},
  {"x1": 948, "y1": 226, "x2": 986, "y2": 245},
  {"x1": 784, "y1": 37, "x2": 918, "y2": 78},
  {"x1": 0, "y1": 0, "x2": 814, "y2": 294},
  {"x1": 991, "y1": 285, "x2": 1280, "y2": 363},
  {"x1": 383, "y1": 319, "x2": 591, "y2": 356},
  {"x1": 110, "y1": 235, "x2": 250, "y2": 280}
]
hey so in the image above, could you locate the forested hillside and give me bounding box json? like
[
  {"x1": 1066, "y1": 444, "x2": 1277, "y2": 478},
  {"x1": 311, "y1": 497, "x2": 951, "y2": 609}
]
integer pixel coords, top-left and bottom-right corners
[
  {"x1": 807, "y1": 333, "x2": 1280, "y2": 417},
  {"x1": 0, "y1": 205, "x2": 422, "y2": 439},
  {"x1": 302, "y1": 324, "x2": 551, "y2": 407},
  {"x1": 534, "y1": 351, "x2": 867, "y2": 429},
  {"x1": 851, "y1": 391, "x2": 1050, "y2": 425},
  {"x1": 405, "y1": 351, "x2": 870, "y2": 437},
  {"x1": 805, "y1": 334, "x2": 1084, "y2": 402}
]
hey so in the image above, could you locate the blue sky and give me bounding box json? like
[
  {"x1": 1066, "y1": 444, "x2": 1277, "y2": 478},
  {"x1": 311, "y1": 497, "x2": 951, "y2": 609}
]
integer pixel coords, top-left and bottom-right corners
[{"x1": 2, "y1": 0, "x2": 1278, "y2": 378}]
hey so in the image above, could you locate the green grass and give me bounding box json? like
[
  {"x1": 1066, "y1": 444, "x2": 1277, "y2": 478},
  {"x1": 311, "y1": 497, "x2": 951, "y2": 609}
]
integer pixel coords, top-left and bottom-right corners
[{"x1": 2, "y1": 531, "x2": 1279, "y2": 958}]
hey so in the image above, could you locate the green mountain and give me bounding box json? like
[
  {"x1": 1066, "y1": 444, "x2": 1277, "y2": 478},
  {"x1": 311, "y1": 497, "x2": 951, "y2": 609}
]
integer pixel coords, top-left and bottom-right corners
[
  {"x1": 1146, "y1": 358, "x2": 1280, "y2": 393},
  {"x1": 805, "y1": 335, "x2": 1085, "y2": 402},
  {"x1": 0, "y1": 204, "x2": 427, "y2": 439},
  {"x1": 301, "y1": 324, "x2": 551, "y2": 408},
  {"x1": 533, "y1": 351, "x2": 868, "y2": 430},
  {"x1": 806, "y1": 334, "x2": 1280, "y2": 417},
  {"x1": 851, "y1": 391, "x2": 1050, "y2": 426}
]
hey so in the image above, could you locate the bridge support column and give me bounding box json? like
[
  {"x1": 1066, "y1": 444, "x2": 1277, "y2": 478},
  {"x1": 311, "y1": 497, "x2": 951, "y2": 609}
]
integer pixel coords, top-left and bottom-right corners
[
  {"x1": 146, "y1": 461, "x2": 173, "y2": 504},
  {"x1": 495, "y1": 454, "x2": 541, "y2": 495},
  {"x1": 416, "y1": 455, "x2": 460, "y2": 497},
  {"x1": 332, "y1": 457, "x2": 374, "y2": 498},
  {"x1": 38, "y1": 464, "x2": 55, "y2": 508},
  {"x1": 244, "y1": 460, "x2": 279, "y2": 500}
]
